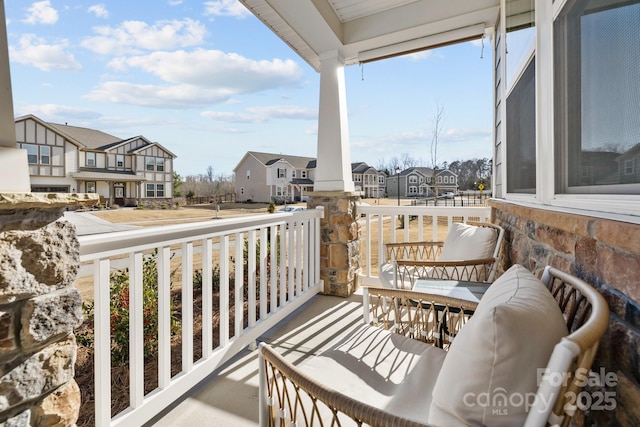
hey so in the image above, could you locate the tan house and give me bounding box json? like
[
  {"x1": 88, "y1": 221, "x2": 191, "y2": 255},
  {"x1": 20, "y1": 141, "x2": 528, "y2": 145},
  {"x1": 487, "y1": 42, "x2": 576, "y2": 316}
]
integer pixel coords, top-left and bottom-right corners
[
  {"x1": 15, "y1": 114, "x2": 176, "y2": 207},
  {"x1": 234, "y1": 151, "x2": 316, "y2": 203}
]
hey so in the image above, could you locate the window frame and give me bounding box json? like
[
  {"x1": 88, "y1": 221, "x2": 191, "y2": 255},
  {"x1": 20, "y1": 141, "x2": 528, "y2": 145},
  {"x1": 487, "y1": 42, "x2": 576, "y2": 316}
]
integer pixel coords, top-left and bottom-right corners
[
  {"x1": 116, "y1": 154, "x2": 124, "y2": 168},
  {"x1": 86, "y1": 152, "x2": 96, "y2": 167},
  {"x1": 544, "y1": 0, "x2": 640, "y2": 216}
]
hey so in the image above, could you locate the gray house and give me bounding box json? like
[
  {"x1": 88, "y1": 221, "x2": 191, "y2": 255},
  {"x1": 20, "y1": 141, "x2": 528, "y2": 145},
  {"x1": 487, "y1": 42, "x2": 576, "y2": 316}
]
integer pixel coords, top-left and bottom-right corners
[
  {"x1": 386, "y1": 167, "x2": 458, "y2": 198},
  {"x1": 351, "y1": 161, "x2": 385, "y2": 198}
]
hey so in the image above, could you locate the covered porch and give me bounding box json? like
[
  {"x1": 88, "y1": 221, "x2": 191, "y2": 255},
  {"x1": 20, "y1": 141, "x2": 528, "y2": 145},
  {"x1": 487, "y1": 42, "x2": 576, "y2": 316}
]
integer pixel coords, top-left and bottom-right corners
[{"x1": 0, "y1": 1, "x2": 639, "y2": 427}]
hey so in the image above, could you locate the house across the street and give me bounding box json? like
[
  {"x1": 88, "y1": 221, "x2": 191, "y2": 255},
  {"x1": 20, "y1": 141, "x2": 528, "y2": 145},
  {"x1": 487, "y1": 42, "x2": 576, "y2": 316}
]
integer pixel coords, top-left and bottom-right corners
[{"x1": 15, "y1": 114, "x2": 176, "y2": 208}]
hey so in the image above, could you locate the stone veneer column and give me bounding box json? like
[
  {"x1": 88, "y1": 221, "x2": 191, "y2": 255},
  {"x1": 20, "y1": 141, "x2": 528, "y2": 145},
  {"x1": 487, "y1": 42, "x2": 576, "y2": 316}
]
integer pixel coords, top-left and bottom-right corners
[
  {"x1": 0, "y1": 193, "x2": 97, "y2": 426},
  {"x1": 307, "y1": 192, "x2": 360, "y2": 297}
]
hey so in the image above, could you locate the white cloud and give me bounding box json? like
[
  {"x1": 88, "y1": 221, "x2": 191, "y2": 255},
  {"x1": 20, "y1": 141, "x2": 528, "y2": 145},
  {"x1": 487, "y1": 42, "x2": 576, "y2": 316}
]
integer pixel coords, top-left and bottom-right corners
[
  {"x1": 203, "y1": 0, "x2": 251, "y2": 19},
  {"x1": 444, "y1": 128, "x2": 492, "y2": 142},
  {"x1": 81, "y1": 19, "x2": 207, "y2": 55},
  {"x1": 202, "y1": 105, "x2": 317, "y2": 123},
  {"x1": 23, "y1": 1, "x2": 59, "y2": 25},
  {"x1": 168, "y1": 1, "x2": 184, "y2": 5},
  {"x1": 407, "y1": 50, "x2": 432, "y2": 61},
  {"x1": 110, "y1": 48, "x2": 303, "y2": 90},
  {"x1": 85, "y1": 81, "x2": 236, "y2": 108},
  {"x1": 17, "y1": 104, "x2": 102, "y2": 122},
  {"x1": 10, "y1": 34, "x2": 81, "y2": 71},
  {"x1": 88, "y1": 4, "x2": 109, "y2": 19}
]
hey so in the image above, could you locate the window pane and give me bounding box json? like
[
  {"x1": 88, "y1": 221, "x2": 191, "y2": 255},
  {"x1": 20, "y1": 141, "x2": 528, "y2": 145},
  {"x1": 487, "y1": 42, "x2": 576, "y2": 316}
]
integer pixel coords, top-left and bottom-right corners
[
  {"x1": 116, "y1": 155, "x2": 124, "y2": 168},
  {"x1": 87, "y1": 153, "x2": 95, "y2": 167},
  {"x1": 507, "y1": 58, "x2": 536, "y2": 193},
  {"x1": 25, "y1": 144, "x2": 37, "y2": 164},
  {"x1": 40, "y1": 146, "x2": 50, "y2": 165},
  {"x1": 156, "y1": 158, "x2": 164, "y2": 171},
  {"x1": 87, "y1": 182, "x2": 96, "y2": 193},
  {"x1": 146, "y1": 183, "x2": 155, "y2": 197},
  {"x1": 556, "y1": 0, "x2": 640, "y2": 193},
  {"x1": 157, "y1": 184, "x2": 164, "y2": 197},
  {"x1": 146, "y1": 158, "x2": 155, "y2": 171}
]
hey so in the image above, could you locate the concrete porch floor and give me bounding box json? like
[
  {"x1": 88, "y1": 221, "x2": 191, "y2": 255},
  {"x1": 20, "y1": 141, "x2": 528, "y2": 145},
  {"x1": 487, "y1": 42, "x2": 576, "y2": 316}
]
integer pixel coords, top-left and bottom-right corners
[{"x1": 147, "y1": 289, "x2": 366, "y2": 427}]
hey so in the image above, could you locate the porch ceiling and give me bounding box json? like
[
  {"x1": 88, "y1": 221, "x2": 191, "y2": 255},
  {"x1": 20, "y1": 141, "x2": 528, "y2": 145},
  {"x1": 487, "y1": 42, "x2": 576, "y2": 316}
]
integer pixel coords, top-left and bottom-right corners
[{"x1": 239, "y1": 0, "x2": 500, "y2": 71}]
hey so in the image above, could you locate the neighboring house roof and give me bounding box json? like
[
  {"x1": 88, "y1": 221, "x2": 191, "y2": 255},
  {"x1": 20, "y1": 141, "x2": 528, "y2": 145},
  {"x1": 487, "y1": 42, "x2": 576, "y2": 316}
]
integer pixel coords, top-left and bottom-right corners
[
  {"x1": 351, "y1": 162, "x2": 378, "y2": 174},
  {"x1": 46, "y1": 122, "x2": 122, "y2": 150},
  {"x1": 235, "y1": 151, "x2": 316, "y2": 171},
  {"x1": 291, "y1": 178, "x2": 314, "y2": 185},
  {"x1": 19, "y1": 115, "x2": 177, "y2": 158}
]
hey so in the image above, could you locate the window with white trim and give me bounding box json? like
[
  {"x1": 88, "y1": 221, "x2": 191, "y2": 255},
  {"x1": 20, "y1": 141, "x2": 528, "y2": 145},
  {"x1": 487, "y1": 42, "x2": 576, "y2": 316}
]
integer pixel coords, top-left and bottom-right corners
[
  {"x1": 116, "y1": 154, "x2": 124, "y2": 168},
  {"x1": 87, "y1": 152, "x2": 96, "y2": 167},
  {"x1": 301, "y1": 170, "x2": 307, "y2": 178},
  {"x1": 555, "y1": 0, "x2": 640, "y2": 194},
  {"x1": 277, "y1": 168, "x2": 286, "y2": 178}
]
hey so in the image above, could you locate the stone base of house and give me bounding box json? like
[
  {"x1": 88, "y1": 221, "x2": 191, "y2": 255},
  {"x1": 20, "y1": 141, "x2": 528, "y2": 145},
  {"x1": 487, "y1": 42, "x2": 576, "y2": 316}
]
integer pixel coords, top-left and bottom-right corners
[
  {"x1": 490, "y1": 199, "x2": 640, "y2": 426},
  {"x1": 0, "y1": 193, "x2": 97, "y2": 425},
  {"x1": 307, "y1": 191, "x2": 361, "y2": 298}
]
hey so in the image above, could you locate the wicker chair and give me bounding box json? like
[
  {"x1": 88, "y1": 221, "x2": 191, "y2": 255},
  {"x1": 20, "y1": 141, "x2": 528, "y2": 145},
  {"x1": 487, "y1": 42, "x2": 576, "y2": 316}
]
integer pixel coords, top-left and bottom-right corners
[
  {"x1": 258, "y1": 265, "x2": 609, "y2": 427},
  {"x1": 379, "y1": 221, "x2": 505, "y2": 289}
]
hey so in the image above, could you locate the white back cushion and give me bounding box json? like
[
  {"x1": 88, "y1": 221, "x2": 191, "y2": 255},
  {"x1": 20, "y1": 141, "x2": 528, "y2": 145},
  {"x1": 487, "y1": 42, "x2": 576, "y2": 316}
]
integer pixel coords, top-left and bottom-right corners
[
  {"x1": 439, "y1": 222, "x2": 498, "y2": 261},
  {"x1": 427, "y1": 264, "x2": 568, "y2": 427}
]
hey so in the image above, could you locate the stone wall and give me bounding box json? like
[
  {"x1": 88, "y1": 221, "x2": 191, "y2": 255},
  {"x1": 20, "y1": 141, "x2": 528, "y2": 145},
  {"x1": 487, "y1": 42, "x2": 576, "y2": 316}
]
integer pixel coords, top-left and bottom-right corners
[
  {"x1": 307, "y1": 192, "x2": 360, "y2": 297},
  {"x1": 491, "y1": 199, "x2": 640, "y2": 426},
  {"x1": 0, "y1": 193, "x2": 97, "y2": 426}
]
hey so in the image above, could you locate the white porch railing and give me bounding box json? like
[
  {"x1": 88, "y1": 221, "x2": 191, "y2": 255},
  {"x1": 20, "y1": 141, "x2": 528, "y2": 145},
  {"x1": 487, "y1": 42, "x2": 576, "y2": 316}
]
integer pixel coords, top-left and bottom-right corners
[
  {"x1": 77, "y1": 208, "x2": 323, "y2": 427},
  {"x1": 356, "y1": 205, "x2": 492, "y2": 285}
]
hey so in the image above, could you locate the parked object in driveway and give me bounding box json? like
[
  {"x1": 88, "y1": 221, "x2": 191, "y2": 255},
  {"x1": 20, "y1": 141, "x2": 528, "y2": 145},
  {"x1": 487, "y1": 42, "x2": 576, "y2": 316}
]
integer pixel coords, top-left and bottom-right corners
[
  {"x1": 277, "y1": 206, "x2": 306, "y2": 213},
  {"x1": 442, "y1": 192, "x2": 455, "y2": 199}
]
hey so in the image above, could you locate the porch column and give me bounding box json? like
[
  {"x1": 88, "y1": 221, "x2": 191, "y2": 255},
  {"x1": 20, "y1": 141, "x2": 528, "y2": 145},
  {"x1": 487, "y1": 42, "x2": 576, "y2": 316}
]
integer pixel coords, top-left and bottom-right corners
[
  {"x1": 308, "y1": 51, "x2": 360, "y2": 297},
  {"x1": 314, "y1": 51, "x2": 354, "y2": 193},
  {"x1": 0, "y1": 3, "x2": 29, "y2": 194}
]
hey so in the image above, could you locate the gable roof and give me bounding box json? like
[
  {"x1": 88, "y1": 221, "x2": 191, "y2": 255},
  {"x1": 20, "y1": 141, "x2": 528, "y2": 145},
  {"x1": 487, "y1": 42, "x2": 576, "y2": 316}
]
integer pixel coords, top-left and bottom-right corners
[
  {"x1": 244, "y1": 151, "x2": 317, "y2": 170},
  {"x1": 15, "y1": 115, "x2": 177, "y2": 158},
  {"x1": 46, "y1": 122, "x2": 122, "y2": 150}
]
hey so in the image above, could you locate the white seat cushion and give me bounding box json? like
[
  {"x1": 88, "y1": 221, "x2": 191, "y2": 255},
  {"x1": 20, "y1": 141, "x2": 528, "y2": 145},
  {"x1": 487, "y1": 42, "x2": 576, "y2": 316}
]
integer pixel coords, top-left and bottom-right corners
[
  {"x1": 438, "y1": 222, "x2": 498, "y2": 261},
  {"x1": 299, "y1": 323, "x2": 447, "y2": 424},
  {"x1": 428, "y1": 264, "x2": 569, "y2": 427},
  {"x1": 378, "y1": 261, "x2": 416, "y2": 289}
]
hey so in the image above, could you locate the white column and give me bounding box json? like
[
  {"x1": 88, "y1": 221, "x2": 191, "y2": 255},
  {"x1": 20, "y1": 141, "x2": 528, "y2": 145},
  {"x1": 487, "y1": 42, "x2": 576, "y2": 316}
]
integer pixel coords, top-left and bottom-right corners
[
  {"x1": 314, "y1": 51, "x2": 354, "y2": 193},
  {"x1": 0, "y1": 3, "x2": 29, "y2": 193}
]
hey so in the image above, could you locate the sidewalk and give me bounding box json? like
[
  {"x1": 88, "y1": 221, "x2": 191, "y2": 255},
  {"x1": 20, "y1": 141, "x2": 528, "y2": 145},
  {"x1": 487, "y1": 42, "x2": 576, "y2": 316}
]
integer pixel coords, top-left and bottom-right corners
[{"x1": 61, "y1": 210, "x2": 140, "y2": 236}]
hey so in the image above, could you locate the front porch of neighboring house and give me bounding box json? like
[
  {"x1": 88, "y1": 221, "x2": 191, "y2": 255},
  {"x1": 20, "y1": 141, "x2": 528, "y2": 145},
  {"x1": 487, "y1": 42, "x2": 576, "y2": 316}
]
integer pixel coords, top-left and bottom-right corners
[
  {"x1": 73, "y1": 172, "x2": 146, "y2": 208},
  {"x1": 1, "y1": 1, "x2": 639, "y2": 427}
]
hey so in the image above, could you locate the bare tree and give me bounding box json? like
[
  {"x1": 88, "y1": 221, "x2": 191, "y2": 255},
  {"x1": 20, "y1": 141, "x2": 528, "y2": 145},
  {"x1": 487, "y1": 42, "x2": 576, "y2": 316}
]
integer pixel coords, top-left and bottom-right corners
[
  {"x1": 400, "y1": 152, "x2": 418, "y2": 169},
  {"x1": 429, "y1": 101, "x2": 445, "y2": 203}
]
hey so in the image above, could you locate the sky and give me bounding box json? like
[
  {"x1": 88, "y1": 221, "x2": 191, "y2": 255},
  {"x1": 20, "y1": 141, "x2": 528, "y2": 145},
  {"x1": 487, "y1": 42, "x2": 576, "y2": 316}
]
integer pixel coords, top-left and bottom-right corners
[{"x1": 4, "y1": 0, "x2": 495, "y2": 178}]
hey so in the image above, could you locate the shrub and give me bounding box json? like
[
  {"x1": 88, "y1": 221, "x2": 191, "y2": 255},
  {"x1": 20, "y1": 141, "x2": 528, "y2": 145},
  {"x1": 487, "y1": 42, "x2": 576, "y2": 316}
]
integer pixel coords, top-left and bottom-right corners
[
  {"x1": 267, "y1": 201, "x2": 276, "y2": 213},
  {"x1": 79, "y1": 250, "x2": 180, "y2": 364},
  {"x1": 193, "y1": 264, "x2": 224, "y2": 293}
]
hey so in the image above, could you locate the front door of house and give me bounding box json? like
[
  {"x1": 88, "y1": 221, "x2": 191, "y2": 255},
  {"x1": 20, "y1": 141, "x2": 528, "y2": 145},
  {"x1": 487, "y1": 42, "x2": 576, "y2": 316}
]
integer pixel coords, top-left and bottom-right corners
[{"x1": 114, "y1": 185, "x2": 125, "y2": 206}]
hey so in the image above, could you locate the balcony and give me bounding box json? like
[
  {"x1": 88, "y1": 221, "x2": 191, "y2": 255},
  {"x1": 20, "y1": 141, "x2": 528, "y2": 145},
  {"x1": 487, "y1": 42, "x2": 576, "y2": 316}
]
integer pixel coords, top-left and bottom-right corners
[{"x1": 75, "y1": 204, "x2": 489, "y2": 426}]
